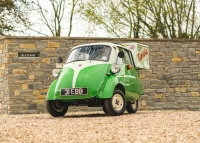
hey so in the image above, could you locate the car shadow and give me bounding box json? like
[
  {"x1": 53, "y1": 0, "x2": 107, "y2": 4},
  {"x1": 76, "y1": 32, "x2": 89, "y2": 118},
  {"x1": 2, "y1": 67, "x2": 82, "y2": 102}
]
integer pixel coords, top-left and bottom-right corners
[{"x1": 62, "y1": 112, "x2": 133, "y2": 118}]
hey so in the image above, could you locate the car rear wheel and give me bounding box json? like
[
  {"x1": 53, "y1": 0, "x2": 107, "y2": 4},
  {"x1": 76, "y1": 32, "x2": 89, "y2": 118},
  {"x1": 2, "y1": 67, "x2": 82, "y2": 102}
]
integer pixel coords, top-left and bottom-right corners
[
  {"x1": 104, "y1": 89, "x2": 126, "y2": 116},
  {"x1": 126, "y1": 100, "x2": 138, "y2": 113},
  {"x1": 46, "y1": 100, "x2": 68, "y2": 117}
]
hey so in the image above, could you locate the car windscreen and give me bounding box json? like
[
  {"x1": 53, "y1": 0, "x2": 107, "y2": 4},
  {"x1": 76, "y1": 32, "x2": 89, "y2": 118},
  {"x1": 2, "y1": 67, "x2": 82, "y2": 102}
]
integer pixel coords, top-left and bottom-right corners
[{"x1": 66, "y1": 45, "x2": 111, "y2": 63}]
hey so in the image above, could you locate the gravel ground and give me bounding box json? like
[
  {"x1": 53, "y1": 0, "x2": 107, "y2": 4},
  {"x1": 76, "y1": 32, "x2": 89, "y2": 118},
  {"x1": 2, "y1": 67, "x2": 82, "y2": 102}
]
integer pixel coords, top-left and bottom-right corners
[{"x1": 0, "y1": 110, "x2": 200, "y2": 143}]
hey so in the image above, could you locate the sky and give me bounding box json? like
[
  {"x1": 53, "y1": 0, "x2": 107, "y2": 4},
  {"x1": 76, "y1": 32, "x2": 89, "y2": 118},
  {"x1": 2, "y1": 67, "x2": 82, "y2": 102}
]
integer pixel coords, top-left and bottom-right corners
[{"x1": 25, "y1": 0, "x2": 112, "y2": 37}]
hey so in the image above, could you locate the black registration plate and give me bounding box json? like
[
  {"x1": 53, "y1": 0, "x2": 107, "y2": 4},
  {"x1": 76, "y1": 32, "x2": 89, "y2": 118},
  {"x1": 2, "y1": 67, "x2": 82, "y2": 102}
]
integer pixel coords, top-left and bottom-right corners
[{"x1": 61, "y1": 88, "x2": 88, "y2": 96}]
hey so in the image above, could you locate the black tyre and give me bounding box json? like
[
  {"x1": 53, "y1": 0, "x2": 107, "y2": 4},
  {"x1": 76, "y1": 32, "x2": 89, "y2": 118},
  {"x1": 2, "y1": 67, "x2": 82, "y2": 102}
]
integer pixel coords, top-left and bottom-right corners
[
  {"x1": 102, "y1": 104, "x2": 108, "y2": 114},
  {"x1": 126, "y1": 100, "x2": 138, "y2": 113},
  {"x1": 46, "y1": 100, "x2": 68, "y2": 117},
  {"x1": 104, "y1": 89, "x2": 126, "y2": 116}
]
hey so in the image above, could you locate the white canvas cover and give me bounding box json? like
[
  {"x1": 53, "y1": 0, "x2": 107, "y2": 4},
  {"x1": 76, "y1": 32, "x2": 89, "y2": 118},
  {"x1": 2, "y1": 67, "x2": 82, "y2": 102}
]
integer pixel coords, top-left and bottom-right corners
[{"x1": 121, "y1": 42, "x2": 149, "y2": 69}]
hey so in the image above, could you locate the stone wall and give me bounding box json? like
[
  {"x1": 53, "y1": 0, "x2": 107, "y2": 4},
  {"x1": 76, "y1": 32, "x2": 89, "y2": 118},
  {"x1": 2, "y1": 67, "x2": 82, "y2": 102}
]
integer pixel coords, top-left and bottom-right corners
[{"x1": 0, "y1": 37, "x2": 199, "y2": 114}]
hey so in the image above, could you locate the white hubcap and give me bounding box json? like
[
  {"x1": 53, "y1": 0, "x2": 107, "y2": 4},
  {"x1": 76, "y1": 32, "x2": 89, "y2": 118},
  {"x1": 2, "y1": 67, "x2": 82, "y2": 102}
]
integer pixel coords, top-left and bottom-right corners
[
  {"x1": 131, "y1": 102, "x2": 137, "y2": 109},
  {"x1": 112, "y1": 94, "x2": 123, "y2": 111}
]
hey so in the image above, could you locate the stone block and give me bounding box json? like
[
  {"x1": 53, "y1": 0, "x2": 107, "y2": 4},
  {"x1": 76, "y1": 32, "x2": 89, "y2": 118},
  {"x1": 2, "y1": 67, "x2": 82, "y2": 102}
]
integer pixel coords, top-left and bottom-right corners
[
  {"x1": 25, "y1": 110, "x2": 37, "y2": 114},
  {"x1": 172, "y1": 58, "x2": 182, "y2": 62},
  {"x1": 174, "y1": 92, "x2": 182, "y2": 96},
  {"x1": 20, "y1": 90, "x2": 32, "y2": 96},
  {"x1": 45, "y1": 48, "x2": 56, "y2": 52},
  {"x1": 32, "y1": 99, "x2": 45, "y2": 104},
  {"x1": 191, "y1": 101, "x2": 200, "y2": 105},
  {"x1": 141, "y1": 100, "x2": 147, "y2": 106},
  {"x1": 195, "y1": 51, "x2": 200, "y2": 54},
  {"x1": 48, "y1": 42, "x2": 60, "y2": 48},
  {"x1": 167, "y1": 88, "x2": 175, "y2": 93},
  {"x1": 22, "y1": 84, "x2": 28, "y2": 89},
  {"x1": 34, "y1": 82, "x2": 43, "y2": 90},
  {"x1": 177, "y1": 80, "x2": 185, "y2": 85},
  {"x1": 146, "y1": 101, "x2": 155, "y2": 106},
  {"x1": 187, "y1": 87, "x2": 199, "y2": 92},
  {"x1": 140, "y1": 95, "x2": 148, "y2": 100},
  {"x1": 185, "y1": 80, "x2": 190, "y2": 85},
  {"x1": 42, "y1": 58, "x2": 50, "y2": 64},
  {"x1": 163, "y1": 73, "x2": 172, "y2": 80},
  {"x1": 154, "y1": 94, "x2": 162, "y2": 99},
  {"x1": 191, "y1": 92, "x2": 199, "y2": 97},
  {"x1": 8, "y1": 85, "x2": 21, "y2": 90},
  {"x1": 189, "y1": 97, "x2": 200, "y2": 101},
  {"x1": 6, "y1": 53, "x2": 18, "y2": 58},
  {"x1": 20, "y1": 75, "x2": 28, "y2": 80},
  {"x1": 151, "y1": 79, "x2": 161, "y2": 85},
  {"x1": 175, "y1": 87, "x2": 186, "y2": 92},
  {"x1": 0, "y1": 44, "x2": 4, "y2": 50},
  {"x1": 8, "y1": 111, "x2": 24, "y2": 115},
  {"x1": 178, "y1": 97, "x2": 189, "y2": 101},
  {"x1": 36, "y1": 41, "x2": 48, "y2": 49},
  {"x1": 172, "y1": 51, "x2": 178, "y2": 58},
  {"x1": 9, "y1": 104, "x2": 28, "y2": 110},
  {"x1": 28, "y1": 84, "x2": 34, "y2": 89},
  {"x1": 29, "y1": 74, "x2": 35, "y2": 80},
  {"x1": 181, "y1": 92, "x2": 191, "y2": 96},
  {"x1": 14, "y1": 90, "x2": 20, "y2": 96},
  {"x1": 28, "y1": 104, "x2": 37, "y2": 110},
  {"x1": 188, "y1": 105, "x2": 200, "y2": 111},
  {"x1": 41, "y1": 88, "x2": 48, "y2": 93},
  {"x1": 13, "y1": 69, "x2": 27, "y2": 75},
  {"x1": 166, "y1": 96, "x2": 176, "y2": 102},
  {"x1": 178, "y1": 62, "x2": 188, "y2": 67},
  {"x1": 144, "y1": 89, "x2": 156, "y2": 93},
  {"x1": 19, "y1": 43, "x2": 36, "y2": 49},
  {"x1": 170, "y1": 68, "x2": 180, "y2": 73},
  {"x1": 163, "y1": 105, "x2": 180, "y2": 110},
  {"x1": 156, "y1": 88, "x2": 167, "y2": 93},
  {"x1": 7, "y1": 63, "x2": 23, "y2": 69},
  {"x1": 37, "y1": 103, "x2": 46, "y2": 109},
  {"x1": 155, "y1": 102, "x2": 166, "y2": 107},
  {"x1": 182, "y1": 44, "x2": 188, "y2": 48},
  {"x1": 56, "y1": 48, "x2": 69, "y2": 56},
  {"x1": 33, "y1": 90, "x2": 40, "y2": 96}
]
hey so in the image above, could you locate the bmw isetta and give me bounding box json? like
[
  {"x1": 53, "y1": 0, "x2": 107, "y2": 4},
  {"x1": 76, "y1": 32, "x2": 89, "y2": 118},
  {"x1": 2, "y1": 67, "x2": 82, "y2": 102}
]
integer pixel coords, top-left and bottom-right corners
[{"x1": 46, "y1": 42, "x2": 149, "y2": 117}]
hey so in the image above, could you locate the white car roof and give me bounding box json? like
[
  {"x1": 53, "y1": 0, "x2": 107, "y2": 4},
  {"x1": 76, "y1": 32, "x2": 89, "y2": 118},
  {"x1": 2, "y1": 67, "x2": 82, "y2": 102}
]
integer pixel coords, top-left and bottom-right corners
[{"x1": 72, "y1": 42, "x2": 121, "y2": 49}]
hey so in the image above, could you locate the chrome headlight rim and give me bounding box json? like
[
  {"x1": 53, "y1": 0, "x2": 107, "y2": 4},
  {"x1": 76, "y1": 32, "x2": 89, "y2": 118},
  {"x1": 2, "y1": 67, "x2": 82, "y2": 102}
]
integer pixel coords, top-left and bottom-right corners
[{"x1": 111, "y1": 64, "x2": 120, "y2": 74}]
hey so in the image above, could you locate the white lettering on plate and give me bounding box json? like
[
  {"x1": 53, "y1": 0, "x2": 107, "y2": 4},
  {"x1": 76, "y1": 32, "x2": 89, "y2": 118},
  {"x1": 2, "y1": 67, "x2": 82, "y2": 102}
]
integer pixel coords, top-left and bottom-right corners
[
  {"x1": 79, "y1": 88, "x2": 83, "y2": 94},
  {"x1": 75, "y1": 89, "x2": 79, "y2": 94},
  {"x1": 71, "y1": 89, "x2": 74, "y2": 94},
  {"x1": 65, "y1": 89, "x2": 69, "y2": 95}
]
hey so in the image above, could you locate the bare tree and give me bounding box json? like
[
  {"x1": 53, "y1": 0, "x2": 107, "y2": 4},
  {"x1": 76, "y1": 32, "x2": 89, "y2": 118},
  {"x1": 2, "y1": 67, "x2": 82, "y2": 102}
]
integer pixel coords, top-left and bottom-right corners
[
  {"x1": 30, "y1": 0, "x2": 79, "y2": 37},
  {"x1": 0, "y1": 0, "x2": 30, "y2": 36}
]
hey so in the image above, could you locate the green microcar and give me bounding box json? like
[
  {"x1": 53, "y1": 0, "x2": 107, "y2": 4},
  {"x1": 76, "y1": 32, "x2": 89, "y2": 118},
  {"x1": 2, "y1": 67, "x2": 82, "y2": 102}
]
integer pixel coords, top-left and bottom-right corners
[{"x1": 46, "y1": 42, "x2": 149, "y2": 117}]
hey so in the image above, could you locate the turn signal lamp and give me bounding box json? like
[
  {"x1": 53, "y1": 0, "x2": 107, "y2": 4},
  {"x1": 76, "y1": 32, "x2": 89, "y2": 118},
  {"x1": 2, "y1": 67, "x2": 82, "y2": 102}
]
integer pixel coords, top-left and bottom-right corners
[
  {"x1": 111, "y1": 64, "x2": 120, "y2": 73},
  {"x1": 127, "y1": 64, "x2": 132, "y2": 70}
]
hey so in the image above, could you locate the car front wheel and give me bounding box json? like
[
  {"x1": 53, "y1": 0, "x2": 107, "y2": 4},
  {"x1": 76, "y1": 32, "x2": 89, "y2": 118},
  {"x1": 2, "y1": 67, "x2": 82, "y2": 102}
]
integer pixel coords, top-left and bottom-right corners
[
  {"x1": 104, "y1": 89, "x2": 126, "y2": 116},
  {"x1": 46, "y1": 100, "x2": 68, "y2": 117}
]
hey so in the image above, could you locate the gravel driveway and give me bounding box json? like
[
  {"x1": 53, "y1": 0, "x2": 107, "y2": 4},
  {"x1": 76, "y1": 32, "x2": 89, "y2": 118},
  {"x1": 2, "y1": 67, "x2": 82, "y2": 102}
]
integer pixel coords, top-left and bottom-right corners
[{"x1": 0, "y1": 110, "x2": 200, "y2": 143}]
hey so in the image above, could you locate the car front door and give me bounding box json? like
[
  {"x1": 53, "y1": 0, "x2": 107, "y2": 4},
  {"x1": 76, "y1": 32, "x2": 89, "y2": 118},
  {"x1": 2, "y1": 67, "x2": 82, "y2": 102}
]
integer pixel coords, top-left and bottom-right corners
[{"x1": 116, "y1": 46, "x2": 143, "y2": 101}]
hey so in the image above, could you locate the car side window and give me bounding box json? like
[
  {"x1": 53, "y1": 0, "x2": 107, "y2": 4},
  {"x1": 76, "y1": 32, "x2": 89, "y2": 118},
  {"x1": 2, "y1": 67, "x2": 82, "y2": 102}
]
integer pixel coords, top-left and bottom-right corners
[{"x1": 117, "y1": 47, "x2": 132, "y2": 65}]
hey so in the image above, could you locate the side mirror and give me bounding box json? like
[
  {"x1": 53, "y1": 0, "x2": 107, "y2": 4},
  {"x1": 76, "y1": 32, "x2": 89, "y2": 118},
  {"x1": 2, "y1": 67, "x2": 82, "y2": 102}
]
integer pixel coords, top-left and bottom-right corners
[
  {"x1": 118, "y1": 51, "x2": 124, "y2": 58},
  {"x1": 57, "y1": 57, "x2": 63, "y2": 63}
]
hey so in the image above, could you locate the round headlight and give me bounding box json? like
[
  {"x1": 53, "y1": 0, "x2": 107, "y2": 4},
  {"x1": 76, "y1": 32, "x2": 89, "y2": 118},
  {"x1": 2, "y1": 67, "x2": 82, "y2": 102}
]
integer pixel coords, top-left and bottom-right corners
[{"x1": 111, "y1": 64, "x2": 120, "y2": 73}]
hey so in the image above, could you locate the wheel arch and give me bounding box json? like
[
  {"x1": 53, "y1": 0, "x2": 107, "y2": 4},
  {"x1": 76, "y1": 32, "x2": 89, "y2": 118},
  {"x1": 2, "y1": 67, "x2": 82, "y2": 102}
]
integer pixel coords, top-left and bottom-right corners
[{"x1": 115, "y1": 83, "x2": 125, "y2": 95}]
